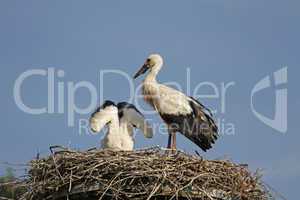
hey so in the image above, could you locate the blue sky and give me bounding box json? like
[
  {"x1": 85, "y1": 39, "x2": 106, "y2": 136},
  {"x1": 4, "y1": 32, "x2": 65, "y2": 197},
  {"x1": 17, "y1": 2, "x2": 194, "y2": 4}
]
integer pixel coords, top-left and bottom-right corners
[{"x1": 0, "y1": 1, "x2": 299, "y2": 199}]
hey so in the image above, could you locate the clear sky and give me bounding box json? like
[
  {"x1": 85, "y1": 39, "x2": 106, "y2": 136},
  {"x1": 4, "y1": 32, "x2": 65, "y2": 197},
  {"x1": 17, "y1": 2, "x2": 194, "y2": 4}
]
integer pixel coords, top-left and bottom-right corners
[{"x1": 0, "y1": 1, "x2": 298, "y2": 199}]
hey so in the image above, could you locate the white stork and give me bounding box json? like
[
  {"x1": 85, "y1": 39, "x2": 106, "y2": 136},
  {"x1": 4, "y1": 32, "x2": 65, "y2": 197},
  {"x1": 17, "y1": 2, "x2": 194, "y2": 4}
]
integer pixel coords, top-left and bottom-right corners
[
  {"x1": 89, "y1": 100, "x2": 153, "y2": 151},
  {"x1": 133, "y1": 54, "x2": 218, "y2": 151}
]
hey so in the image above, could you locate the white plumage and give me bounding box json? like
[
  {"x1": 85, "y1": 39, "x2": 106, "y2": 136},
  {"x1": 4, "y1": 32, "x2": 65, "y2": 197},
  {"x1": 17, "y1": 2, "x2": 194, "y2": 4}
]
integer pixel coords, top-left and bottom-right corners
[
  {"x1": 89, "y1": 101, "x2": 153, "y2": 151},
  {"x1": 134, "y1": 54, "x2": 218, "y2": 151}
]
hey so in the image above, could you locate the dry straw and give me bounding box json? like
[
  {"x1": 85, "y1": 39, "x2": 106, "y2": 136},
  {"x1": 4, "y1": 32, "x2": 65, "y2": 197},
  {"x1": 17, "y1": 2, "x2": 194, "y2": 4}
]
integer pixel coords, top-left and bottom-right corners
[{"x1": 20, "y1": 146, "x2": 269, "y2": 200}]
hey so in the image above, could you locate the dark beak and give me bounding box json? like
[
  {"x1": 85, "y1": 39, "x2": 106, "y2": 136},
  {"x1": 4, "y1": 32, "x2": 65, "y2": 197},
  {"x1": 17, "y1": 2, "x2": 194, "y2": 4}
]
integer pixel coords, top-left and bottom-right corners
[{"x1": 133, "y1": 63, "x2": 149, "y2": 79}]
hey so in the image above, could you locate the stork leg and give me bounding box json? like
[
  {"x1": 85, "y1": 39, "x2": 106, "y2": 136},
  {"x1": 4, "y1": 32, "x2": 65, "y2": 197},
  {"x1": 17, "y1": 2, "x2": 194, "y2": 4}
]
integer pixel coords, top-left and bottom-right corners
[
  {"x1": 167, "y1": 132, "x2": 172, "y2": 149},
  {"x1": 171, "y1": 132, "x2": 177, "y2": 150},
  {"x1": 167, "y1": 126, "x2": 177, "y2": 153}
]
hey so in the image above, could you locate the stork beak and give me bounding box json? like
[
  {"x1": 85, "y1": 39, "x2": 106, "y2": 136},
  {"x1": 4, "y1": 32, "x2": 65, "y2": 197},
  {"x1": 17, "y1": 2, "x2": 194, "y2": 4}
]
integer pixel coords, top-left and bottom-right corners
[{"x1": 133, "y1": 63, "x2": 149, "y2": 79}]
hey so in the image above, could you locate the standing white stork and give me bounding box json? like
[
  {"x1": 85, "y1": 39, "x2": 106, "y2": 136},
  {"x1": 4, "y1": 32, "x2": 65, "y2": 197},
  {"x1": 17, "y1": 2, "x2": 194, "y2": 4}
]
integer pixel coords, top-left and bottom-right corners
[
  {"x1": 133, "y1": 54, "x2": 218, "y2": 151},
  {"x1": 89, "y1": 100, "x2": 153, "y2": 151}
]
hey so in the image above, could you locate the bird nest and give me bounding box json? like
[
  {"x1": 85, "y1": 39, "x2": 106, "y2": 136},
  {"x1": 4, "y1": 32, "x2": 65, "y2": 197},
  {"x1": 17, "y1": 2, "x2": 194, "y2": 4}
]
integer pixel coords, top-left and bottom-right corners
[{"x1": 20, "y1": 146, "x2": 269, "y2": 200}]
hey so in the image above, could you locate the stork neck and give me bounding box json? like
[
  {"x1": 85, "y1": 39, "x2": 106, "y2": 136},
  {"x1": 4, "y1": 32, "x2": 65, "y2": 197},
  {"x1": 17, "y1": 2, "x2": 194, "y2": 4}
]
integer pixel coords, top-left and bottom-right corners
[
  {"x1": 145, "y1": 73, "x2": 157, "y2": 83},
  {"x1": 145, "y1": 65, "x2": 161, "y2": 83}
]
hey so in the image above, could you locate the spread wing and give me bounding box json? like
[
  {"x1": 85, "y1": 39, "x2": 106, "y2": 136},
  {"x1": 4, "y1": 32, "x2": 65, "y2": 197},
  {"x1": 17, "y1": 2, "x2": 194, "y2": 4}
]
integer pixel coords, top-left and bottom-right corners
[{"x1": 117, "y1": 102, "x2": 153, "y2": 138}]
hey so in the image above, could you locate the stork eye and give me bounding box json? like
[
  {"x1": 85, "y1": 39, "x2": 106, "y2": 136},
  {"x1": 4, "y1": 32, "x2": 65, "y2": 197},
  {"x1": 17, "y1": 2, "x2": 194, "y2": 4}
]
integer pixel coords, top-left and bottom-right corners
[{"x1": 146, "y1": 58, "x2": 151, "y2": 62}]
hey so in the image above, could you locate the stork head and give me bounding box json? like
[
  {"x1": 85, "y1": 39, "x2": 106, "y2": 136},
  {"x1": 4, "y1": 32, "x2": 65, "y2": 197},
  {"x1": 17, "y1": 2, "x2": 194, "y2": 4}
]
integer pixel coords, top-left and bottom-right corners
[
  {"x1": 89, "y1": 100, "x2": 117, "y2": 133},
  {"x1": 133, "y1": 54, "x2": 163, "y2": 79}
]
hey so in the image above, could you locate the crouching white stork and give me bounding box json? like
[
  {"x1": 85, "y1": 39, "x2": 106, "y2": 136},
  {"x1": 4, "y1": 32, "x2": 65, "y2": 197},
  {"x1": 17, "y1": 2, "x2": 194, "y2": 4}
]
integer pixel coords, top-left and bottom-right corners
[
  {"x1": 89, "y1": 100, "x2": 153, "y2": 151},
  {"x1": 133, "y1": 54, "x2": 218, "y2": 152}
]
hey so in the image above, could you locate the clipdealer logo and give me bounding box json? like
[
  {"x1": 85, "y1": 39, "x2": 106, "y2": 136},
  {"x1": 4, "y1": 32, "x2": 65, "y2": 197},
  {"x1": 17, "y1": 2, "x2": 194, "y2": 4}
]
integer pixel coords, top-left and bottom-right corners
[
  {"x1": 12, "y1": 68, "x2": 236, "y2": 136},
  {"x1": 251, "y1": 67, "x2": 288, "y2": 133},
  {"x1": 12, "y1": 66, "x2": 288, "y2": 135}
]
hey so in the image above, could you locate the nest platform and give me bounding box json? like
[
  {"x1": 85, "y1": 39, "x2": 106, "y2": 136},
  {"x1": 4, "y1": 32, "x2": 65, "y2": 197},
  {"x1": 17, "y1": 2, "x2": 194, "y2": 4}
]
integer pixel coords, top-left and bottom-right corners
[{"x1": 21, "y1": 146, "x2": 269, "y2": 200}]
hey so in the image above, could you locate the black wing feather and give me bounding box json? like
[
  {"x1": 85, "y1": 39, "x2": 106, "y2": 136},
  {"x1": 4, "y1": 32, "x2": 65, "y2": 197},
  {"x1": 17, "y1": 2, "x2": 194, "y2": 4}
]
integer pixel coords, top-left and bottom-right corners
[
  {"x1": 160, "y1": 97, "x2": 218, "y2": 151},
  {"x1": 91, "y1": 100, "x2": 115, "y2": 117},
  {"x1": 117, "y1": 102, "x2": 143, "y2": 119}
]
